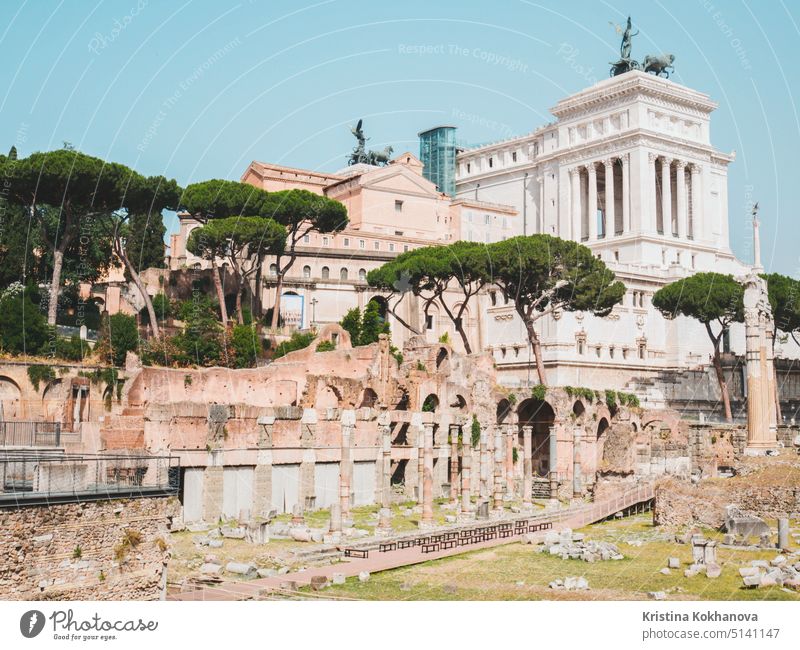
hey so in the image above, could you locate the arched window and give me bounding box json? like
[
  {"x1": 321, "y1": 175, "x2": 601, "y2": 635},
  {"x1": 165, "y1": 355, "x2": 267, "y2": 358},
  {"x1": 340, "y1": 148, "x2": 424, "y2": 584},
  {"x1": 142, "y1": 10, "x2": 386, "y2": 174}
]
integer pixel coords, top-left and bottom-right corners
[
  {"x1": 358, "y1": 268, "x2": 367, "y2": 281},
  {"x1": 269, "y1": 263, "x2": 278, "y2": 276},
  {"x1": 303, "y1": 265, "x2": 311, "y2": 278},
  {"x1": 340, "y1": 267, "x2": 348, "y2": 280},
  {"x1": 321, "y1": 266, "x2": 330, "y2": 279}
]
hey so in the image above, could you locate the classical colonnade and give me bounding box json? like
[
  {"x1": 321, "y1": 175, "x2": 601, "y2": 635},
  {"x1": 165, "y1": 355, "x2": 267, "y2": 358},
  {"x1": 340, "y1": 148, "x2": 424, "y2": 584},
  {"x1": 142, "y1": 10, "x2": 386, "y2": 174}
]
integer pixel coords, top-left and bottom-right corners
[{"x1": 569, "y1": 153, "x2": 702, "y2": 241}]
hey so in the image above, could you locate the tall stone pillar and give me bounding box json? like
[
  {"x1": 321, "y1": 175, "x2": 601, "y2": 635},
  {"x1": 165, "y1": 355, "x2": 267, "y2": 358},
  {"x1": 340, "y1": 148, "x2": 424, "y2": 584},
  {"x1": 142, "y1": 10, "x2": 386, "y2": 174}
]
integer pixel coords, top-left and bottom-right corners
[
  {"x1": 548, "y1": 426, "x2": 558, "y2": 499},
  {"x1": 479, "y1": 429, "x2": 489, "y2": 500},
  {"x1": 505, "y1": 424, "x2": 514, "y2": 495},
  {"x1": 676, "y1": 160, "x2": 687, "y2": 240},
  {"x1": 422, "y1": 422, "x2": 434, "y2": 525},
  {"x1": 660, "y1": 157, "x2": 672, "y2": 236},
  {"x1": 690, "y1": 164, "x2": 701, "y2": 240},
  {"x1": 648, "y1": 152, "x2": 658, "y2": 233},
  {"x1": 493, "y1": 426, "x2": 504, "y2": 511},
  {"x1": 604, "y1": 158, "x2": 615, "y2": 238},
  {"x1": 339, "y1": 412, "x2": 355, "y2": 519},
  {"x1": 379, "y1": 412, "x2": 392, "y2": 508},
  {"x1": 621, "y1": 153, "x2": 631, "y2": 234},
  {"x1": 587, "y1": 163, "x2": 598, "y2": 241},
  {"x1": 570, "y1": 167, "x2": 582, "y2": 240},
  {"x1": 572, "y1": 427, "x2": 582, "y2": 498},
  {"x1": 522, "y1": 425, "x2": 533, "y2": 508},
  {"x1": 460, "y1": 443, "x2": 472, "y2": 512},
  {"x1": 449, "y1": 424, "x2": 460, "y2": 501},
  {"x1": 416, "y1": 421, "x2": 425, "y2": 502}
]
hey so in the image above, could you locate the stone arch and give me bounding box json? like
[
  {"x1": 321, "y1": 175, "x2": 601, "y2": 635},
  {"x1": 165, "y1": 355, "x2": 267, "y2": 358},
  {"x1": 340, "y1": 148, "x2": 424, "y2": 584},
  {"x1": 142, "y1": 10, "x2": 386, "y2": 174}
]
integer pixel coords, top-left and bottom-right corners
[
  {"x1": 596, "y1": 417, "x2": 610, "y2": 439},
  {"x1": 0, "y1": 376, "x2": 23, "y2": 420},
  {"x1": 316, "y1": 384, "x2": 342, "y2": 409},
  {"x1": 449, "y1": 393, "x2": 468, "y2": 411},
  {"x1": 359, "y1": 387, "x2": 378, "y2": 409},
  {"x1": 422, "y1": 393, "x2": 439, "y2": 413},
  {"x1": 572, "y1": 400, "x2": 586, "y2": 420},
  {"x1": 496, "y1": 398, "x2": 512, "y2": 424},
  {"x1": 517, "y1": 398, "x2": 555, "y2": 477},
  {"x1": 367, "y1": 295, "x2": 388, "y2": 319},
  {"x1": 435, "y1": 347, "x2": 449, "y2": 371},
  {"x1": 395, "y1": 389, "x2": 409, "y2": 411}
]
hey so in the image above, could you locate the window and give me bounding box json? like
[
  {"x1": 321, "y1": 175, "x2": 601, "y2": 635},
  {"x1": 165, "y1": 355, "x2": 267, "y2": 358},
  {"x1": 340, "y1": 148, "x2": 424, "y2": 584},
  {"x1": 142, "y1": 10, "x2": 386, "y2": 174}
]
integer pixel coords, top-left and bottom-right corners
[
  {"x1": 425, "y1": 314, "x2": 434, "y2": 330},
  {"x1": 269, "y1": 263, "x2": 278, "y2": 276},
  {"x1": 614, "y1": 250, "x2": 619, "y2": 262},
  {"x1": 638, "y1": 341, "x2": 646, "y2": 360},
  {"x1": 490, "y1": 291, "x2": 497, "y2": 306},
  {"x1": 394, "y1": 230, "x2": 404, "y2": 236},
  {"x1": 691, "y1": 254, "x2": 696, "y2": 269},
  {"x1": 359, "y1": 239, "x2": 365, "y2": 249},
  {"x1": 374, "y1": 241, "x2": 380, "y2": 250},
  {"x1": 303, "y1": 234, "x2": 310, "y2": 244},
  {"x1": 484, "y1": 214, "x2": 490, "y2": 225},
  {"x1": 358, "y1": 268, "x2": 367, "y2": 281},
  {"x1": 343, "y1": 237, "x2": 350, "y2": 247},
  {"x1": 577, "y1": 338, "x2": 585, "y2": 355},
  {"x1": 302, "y1": 265, "x2": 311, "y2": 278},
  {"x1": 395, "y1": 200, "x2": 403, "y2": 212},
  {"x1": 322, "y1": 236, "x2": 329, "y2": 246},
  {"x1": 502, "y1": 217, "x2": 508, "y2": 229},
  {"x1": 467, "y1": 163, "x2": 471, "y2": 173},
  {"x1": 340, "y1": 267, "x2": 348, "y2": 280},
  {"x1": 404, "y1": 245, "x2": 409, "y2": 252},
  {"x1": 389, "y1": 243, "x2": 395, "y2": 252},
  {"x1": 488, "y1": 157, "x2": 493, "y2": 168},
  {"x1": 321, "y1": 266, "x2": 330, "y2": 279},
  {"x1": 512, "y1": 151, "x2": 517, "y2": 162}
]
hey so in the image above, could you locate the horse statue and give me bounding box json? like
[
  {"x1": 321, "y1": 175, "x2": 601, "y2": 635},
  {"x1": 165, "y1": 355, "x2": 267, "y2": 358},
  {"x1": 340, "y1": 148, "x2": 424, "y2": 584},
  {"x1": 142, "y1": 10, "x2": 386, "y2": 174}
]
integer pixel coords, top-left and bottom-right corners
[
  {"x1": 368, "y1": 145, "x2": 393, "y2": 166},
  {"x1": 643, "y1": 53, "x2": 675, "y2": 78}
]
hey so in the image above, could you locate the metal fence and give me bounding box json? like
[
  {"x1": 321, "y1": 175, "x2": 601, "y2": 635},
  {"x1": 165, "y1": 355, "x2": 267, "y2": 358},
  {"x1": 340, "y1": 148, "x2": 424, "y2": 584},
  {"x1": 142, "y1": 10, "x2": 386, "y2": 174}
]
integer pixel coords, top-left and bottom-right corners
[
  {"x1": 0, "y1": 421, "x2": 61, "y2": 447},
  {"x1": 0, "y1": 451, "x2": 179, "y2": 507}
]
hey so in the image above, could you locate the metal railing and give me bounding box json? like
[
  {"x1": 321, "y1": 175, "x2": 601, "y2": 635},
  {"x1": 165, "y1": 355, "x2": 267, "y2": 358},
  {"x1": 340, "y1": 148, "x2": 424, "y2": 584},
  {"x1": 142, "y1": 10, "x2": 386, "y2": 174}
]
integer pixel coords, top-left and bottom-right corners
[
  {"x1": 0, "y1": 451, "x2": 179, "y2": 507},
  {"x1": 0, "y1": 421, "x2": 61, "y2": 447}
]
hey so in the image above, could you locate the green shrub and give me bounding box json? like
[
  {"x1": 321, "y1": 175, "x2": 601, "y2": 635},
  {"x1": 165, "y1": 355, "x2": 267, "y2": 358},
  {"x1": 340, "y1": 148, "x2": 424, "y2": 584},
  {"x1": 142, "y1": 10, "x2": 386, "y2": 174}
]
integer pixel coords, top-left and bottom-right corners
[
  {"x1": 272, "y1": 331, "x2": 315, "y2": 359},
  {"x1": 171, "y1": 297, "x2": 224, "y2": 367},
  {"x1": 0, "y1": 287, "x2": 49, "y2": 354},
  {"x1": 229, "y1": 324, "x2": 260, "y2": 368},
  {"x1": 316, "y1": 339, "x2": 335, "y2": 352},
  {"x1": 470, "y1": 415, "x2": 481, "y2": 448},
  {"x1": 27, "y1": 365, "x2": 55, "y2": 391},
  {"x1": 151, "y1": 293, "x2": 173, "y2": 321},
  {"x1": 389, "y1": 344, "x2": 403, "y2": 365},
  {"x1": 531, "y1": 384, "x2": 547, "y2": 401},
  {"x1": 604, "y1": 389, "x2": 618, "y2": 411},
  {"x1": 96, "y1": 313, "x2": 139, "y2": 366},
  {"x1": 56, "y1": 334, "x2": 87, "y2": 361}
]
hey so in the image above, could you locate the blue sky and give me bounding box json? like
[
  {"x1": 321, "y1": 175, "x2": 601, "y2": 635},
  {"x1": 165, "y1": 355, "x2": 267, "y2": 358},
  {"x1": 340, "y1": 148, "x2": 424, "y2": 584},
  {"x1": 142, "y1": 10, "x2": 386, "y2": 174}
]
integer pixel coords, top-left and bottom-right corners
[{"x1": 1, "y1": 0, "x2": 799, "y2": 275}]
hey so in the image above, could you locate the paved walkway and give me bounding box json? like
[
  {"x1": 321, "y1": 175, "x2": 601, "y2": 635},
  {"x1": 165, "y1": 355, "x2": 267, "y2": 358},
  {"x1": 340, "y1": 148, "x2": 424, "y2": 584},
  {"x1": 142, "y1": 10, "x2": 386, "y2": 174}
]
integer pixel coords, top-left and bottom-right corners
[{"x1": 169, "y1": 483, "x2": 654, "y2": 601}]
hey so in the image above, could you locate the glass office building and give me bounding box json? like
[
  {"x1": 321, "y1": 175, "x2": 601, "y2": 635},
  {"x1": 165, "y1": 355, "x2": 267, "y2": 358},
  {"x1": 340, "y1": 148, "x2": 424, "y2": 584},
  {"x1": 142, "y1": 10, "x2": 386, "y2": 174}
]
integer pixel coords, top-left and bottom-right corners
[{"x1": 418, "y1": 126, "x2": 457, "y2": 196}]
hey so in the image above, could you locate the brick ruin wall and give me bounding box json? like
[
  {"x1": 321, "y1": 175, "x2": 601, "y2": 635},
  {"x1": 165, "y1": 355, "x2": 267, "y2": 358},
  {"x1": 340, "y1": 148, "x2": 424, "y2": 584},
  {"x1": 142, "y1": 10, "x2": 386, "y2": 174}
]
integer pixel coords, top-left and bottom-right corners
[{"x1": 0, "y1": 497, "x2": 178, "y2": 600}]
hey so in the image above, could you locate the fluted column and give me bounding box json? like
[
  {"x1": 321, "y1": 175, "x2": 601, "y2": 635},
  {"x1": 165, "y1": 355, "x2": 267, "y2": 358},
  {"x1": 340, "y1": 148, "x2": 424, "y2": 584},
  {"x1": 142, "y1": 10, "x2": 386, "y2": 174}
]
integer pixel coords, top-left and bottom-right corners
[
  {"x1": 675, "y1": 160, "x2": 687, "y2": 240},
  {"x1": 660, "y1": 156, "x2": 672, "y2": 236},
  {"x1": 587, "y1": 163, "x2": 598, "y2": 241},
  {"x1": 493, "y1": 426, "x2": 504, "y2": 511},
  {"x1": 505, "y1": 423, "x2": 514, "y2": 496},
  {"x1": 570, "y1": 167, "x2": 582, "y2": 241},
  {"x1": 340, "y1": 423, "x2": 353, "y2": 518},
  {"x1": 690, "y1": 164, "x2": 701, "y2": 240},
  {"x1": 422, "y1": 422, "x2": 434, "y2": 524},
  {"x1": 622, "y1": 154, "x2": 630, "y2": 234},
  {"x1": 522, "y1": 425, "x2": 533, "y2": 508},
  {"x1": 604, "y1": 158, "x2": 615, "y2": 238},
  {"x1": 572, "y1": 428, "x2": 582, "y2": 498},
  {"x1": 449, "y1": 424, "x2": 460, "y2": 501},
  {"x1": 648, "y1": 152, "x2": 658, "y2": 233},
  {"x1": 380, "y1": 416, "x2": 392, "y2": 508}
]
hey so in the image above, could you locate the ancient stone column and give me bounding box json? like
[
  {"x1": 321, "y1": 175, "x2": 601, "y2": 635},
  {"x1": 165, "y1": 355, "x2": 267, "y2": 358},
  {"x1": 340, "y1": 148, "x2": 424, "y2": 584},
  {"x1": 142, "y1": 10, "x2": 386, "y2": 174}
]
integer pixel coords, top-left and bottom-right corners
[
  {"x1": 479, "y1": 429, "x2": 489, "y2": 500},
  {"x1": 449, "y1": 424, "x2": 460, "y2": 501},
  {"x1": 379, "y1": 413, "x2": 392, "y2": 509},
  {"x1": 621, "y1": 153, "x2": 631, "y2": 234},
  {"x1": 572, "y1": 427, "x2": 582, "y2": 498},
  {"x1": 493, "y1": 426, "x2": 504, "y2": 511},
  {"x1": 778, "y1": 517, "x2": 790, "y2": 551},
  {"x1": 587, "y1": 163, "x2": 598, "y2": 241},
  {"x1": 764, "y1": 315, "x2": 778, "y2": 435},
  {"x1": 660, "y1": 157, "x2": 672, "y2": 236},
  {"x1": 339, "y1": 411, "x2": 355, "y2": 518},
  {"x1": 461, "y1": 442, "x2": 472, "y2": 512},
  {"x1": 330, "y1": 502, "x2": 342, "y2": 533},
  {"x1": 422, "y1": 422, "x2": 434, "y2": 525},
  {"x1": 417, "y1": 422, "x2": 425, "y2": 503},
  {"x1": 675, "y1": 160, "x2": 687, "y2": 239},
  {"x1": 744, "y1": 289, "x2": 774, "y2": 452},
  {"x1": 505, "y1": 424, "x2": 514, "y2": 496},
  {"x1": 548, "y1": 425, "x2": 558, "y2": 499},
  {"x1": 604, "y1": 158, "x2": 615, "y2": 238},
  {"x1": 648, "y1": 152, "x2": 658, "y2": 233},
  {"x1": 522, "y1": 425, "x2": 533, "y2": 508},
  {"x1": 570, "y1": 167, "x2": 582, "y2": 240}
]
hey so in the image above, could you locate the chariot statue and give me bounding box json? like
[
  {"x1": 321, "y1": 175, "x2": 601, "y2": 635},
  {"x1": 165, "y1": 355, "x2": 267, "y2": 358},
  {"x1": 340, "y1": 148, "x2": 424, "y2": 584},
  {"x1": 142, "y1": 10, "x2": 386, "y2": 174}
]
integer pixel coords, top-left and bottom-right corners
[
  {"x1": 348, "y1": 119, "x2": 393, "y2": 167},
  {"x1": 642, "y1": 53, "x2": 675, "y2": 78},
  {"x1": 608, "y1": 16, "x2": 676, "y2": 79}
]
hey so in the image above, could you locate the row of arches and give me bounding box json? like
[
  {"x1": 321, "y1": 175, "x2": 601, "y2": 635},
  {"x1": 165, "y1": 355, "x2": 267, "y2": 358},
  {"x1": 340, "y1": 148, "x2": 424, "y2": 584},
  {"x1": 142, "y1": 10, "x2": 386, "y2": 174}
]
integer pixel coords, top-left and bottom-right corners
[{"x1": 273, "y1": 265, "x2": 368, "y2": 282}]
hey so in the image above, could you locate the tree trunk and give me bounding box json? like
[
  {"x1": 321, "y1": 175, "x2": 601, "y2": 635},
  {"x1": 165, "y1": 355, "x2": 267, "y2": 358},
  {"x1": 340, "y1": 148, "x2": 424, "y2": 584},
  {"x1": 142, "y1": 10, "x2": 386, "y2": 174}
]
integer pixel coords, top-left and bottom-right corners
[
  {"x1": 47, "y1": 248, "x2": 64, "y2": 326},
  {"x1": 524, "y1": 319, "x2": 547, "y2": 386},
  {"x1": 453, "y1": 317, "x2": 472, "y2": 354},
  {"x1": 120, "y1": 244, "x2": 160, "y2": 339},
  {"x1": 269, "y1": 270, "x2": 285, "y2": 330},
  {"x1": 711, "y1": 349, "x2": 733, "y2": 422},
  {"x1": 253, "y1": 256, "x2": 263, "y2": 318},
  {"x1": 235, "y1": 283, "x2": 244, "y2": 325},
  {"x1": 211, "y1": 258, "x2": 228, "y2": 326}
]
